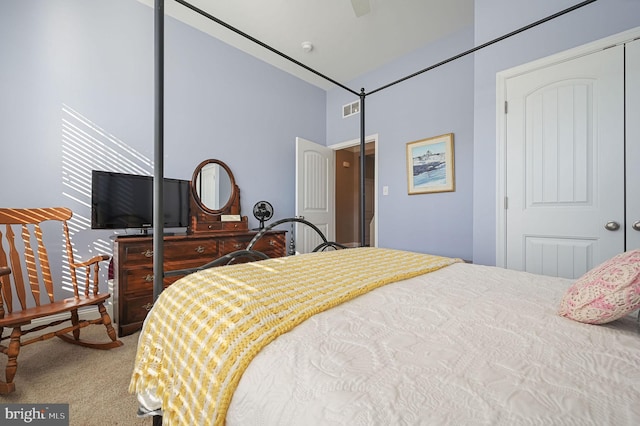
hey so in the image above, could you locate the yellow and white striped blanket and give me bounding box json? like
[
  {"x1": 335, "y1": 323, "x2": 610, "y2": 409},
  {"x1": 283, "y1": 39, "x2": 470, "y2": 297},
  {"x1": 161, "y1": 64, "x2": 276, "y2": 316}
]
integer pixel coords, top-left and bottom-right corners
[{"x1": 129, "y1": 247, "x2": 461, "y2": 425}]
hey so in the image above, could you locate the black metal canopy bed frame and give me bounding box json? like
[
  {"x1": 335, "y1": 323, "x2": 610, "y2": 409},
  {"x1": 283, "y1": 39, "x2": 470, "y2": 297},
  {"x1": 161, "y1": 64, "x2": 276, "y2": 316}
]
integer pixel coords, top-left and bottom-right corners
[
  {"x1": 130, "y1": 1, "x2": 640, "y2": 425},
  {"x1": 149, "y1": 0, "x2": 599, "y2": 301}
]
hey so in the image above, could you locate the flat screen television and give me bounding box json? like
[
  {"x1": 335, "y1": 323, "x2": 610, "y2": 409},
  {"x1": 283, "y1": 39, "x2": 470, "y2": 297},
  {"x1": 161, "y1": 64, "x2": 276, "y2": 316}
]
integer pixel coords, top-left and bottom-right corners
[{"x1": 91, "y1": 170, "x2": 190, "y2": 230}]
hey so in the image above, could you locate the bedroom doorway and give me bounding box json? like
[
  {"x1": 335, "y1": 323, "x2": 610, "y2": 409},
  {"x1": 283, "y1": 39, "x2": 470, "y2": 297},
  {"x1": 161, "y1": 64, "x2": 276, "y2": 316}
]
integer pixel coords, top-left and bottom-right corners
[
  {"x1": 496, "y1": 29, "x2": 640, "y2": 278},
  {"x1": 330, "y1": 135, "x2": 378, "y2": 248},
  {"x1": 333, "y1": 140, "x2": 376, "y2": 247},
  {"x1": 295, "y1": 135, "x2": 378, "y2": 252}
]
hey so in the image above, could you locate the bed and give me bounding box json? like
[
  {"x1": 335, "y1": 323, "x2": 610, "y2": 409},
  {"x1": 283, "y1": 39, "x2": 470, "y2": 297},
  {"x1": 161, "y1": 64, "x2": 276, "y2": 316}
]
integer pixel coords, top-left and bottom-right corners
[{"x1": 129, "y1": 247, "x2": 640, "y2": 425}]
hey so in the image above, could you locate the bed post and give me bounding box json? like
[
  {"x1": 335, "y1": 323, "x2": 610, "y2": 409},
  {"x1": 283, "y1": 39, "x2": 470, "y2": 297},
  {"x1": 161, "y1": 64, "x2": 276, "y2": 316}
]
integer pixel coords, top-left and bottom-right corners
[
  {"x1": 151, "y1": 1, "x2": 165, "y2": 421},
  {"x1": 153, "y1": 0, "x2": 165, "y2": 302},
  {"x1": 359, "y1": 88, "x2": 366, "y2": 247}
]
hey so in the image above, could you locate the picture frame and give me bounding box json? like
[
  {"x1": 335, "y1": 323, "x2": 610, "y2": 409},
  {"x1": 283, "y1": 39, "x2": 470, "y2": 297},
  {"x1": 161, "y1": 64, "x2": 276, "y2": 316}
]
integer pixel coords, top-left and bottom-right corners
[{"x1": 406, "y1": 133, "x2": 455, "y2": 194}]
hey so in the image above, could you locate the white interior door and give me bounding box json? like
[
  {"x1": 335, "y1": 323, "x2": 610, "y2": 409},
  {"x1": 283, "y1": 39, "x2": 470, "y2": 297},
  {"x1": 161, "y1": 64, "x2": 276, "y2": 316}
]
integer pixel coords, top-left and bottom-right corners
[
  {"x1": 198, "y1": 163, "x2": 219, "y2": 208},
  {"x1": 626, "y1": 39, "x2": 640, "y2": 250},
  {"x1": 505, "y1": 45, "x2": 625, "y2": 278},
  {"x1": 295, "y1": 137, "x2": 335, "y2": 253}
]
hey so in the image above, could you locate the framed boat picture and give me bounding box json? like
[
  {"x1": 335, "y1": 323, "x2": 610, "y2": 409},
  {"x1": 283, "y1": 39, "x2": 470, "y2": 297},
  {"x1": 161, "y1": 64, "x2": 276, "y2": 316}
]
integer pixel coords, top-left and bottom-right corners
[{"x1": 406, "y1": 133, "x2": 455, "y2": 194}]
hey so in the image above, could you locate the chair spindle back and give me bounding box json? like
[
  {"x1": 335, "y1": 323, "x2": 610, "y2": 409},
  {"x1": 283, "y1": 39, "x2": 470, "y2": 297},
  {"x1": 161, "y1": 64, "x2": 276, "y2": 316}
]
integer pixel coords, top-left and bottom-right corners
[{"x1": 0, "y1": 207, "x2": 76, "y2": 315}]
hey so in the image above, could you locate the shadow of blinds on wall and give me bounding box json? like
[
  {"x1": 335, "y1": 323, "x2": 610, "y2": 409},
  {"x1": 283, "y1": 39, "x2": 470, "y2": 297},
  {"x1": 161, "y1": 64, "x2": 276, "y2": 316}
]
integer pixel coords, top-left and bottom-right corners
[{"x1": 60, "y1": 104, "x2": 154, "y2": 294}]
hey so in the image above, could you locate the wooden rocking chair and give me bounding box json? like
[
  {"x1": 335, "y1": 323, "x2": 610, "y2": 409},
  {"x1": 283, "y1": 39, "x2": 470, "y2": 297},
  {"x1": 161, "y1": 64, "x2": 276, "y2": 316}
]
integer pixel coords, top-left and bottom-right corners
[{"x1": 0, "y1": 207, "x2": 122, "y2": 394}]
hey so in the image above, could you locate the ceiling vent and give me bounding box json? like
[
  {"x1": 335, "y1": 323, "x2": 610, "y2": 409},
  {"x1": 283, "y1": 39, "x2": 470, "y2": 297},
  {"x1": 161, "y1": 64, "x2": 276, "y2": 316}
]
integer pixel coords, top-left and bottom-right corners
[{"x1": 342, "y1": 100, "x2": 360, "y2": 118}]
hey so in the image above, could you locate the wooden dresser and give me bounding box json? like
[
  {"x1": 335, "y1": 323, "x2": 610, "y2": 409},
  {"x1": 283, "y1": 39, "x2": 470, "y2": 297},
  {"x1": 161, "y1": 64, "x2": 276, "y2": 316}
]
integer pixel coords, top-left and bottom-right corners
[{"x1": 113, "y1": 230, "x2": 286, "y2": 336}]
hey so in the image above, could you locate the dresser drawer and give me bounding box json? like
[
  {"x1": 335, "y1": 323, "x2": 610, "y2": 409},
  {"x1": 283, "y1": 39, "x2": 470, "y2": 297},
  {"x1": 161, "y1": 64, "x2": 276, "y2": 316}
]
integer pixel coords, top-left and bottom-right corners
[
  {"x1": 190, "y1": 213, "x2": 249, "y2": 233},
  {"x1": 119, "y1": 241, "x2": 155, "y2": 265},
  {"x1": 120, "y1": 239, "x2": 219, "y2": 265},
  {"x1": 164, "y1": 239, "x2": 219, "y2": 262},
  {"x1": 120, "y1": 267, "x2": 185, "y2": 295},
  {"x1": 254, "y1": 234, "x2": 286, "y2": 257},
  {"x1": 120, "y1": 293, "x2": 155, "y2": 327},
  {"x1": 121, "y1": 267, "x2": 154, "y2": 294},
  {"x1": 220, "y1": 237, "x2": 250, "y2": 253},
  {"x1": 221, "y1": 233, "x2": 286, "y2": 258}
]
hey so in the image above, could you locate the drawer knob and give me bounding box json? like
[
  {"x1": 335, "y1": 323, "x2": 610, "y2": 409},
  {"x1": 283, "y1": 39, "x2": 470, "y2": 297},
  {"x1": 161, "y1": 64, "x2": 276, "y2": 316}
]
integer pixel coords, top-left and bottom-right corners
[
  {"x1": 142, "y1": 302, "x2": 154, "y2": 311},
  {"x1": 195, "y1": 246, "x2": 205, "y2": 254},
  {"x1": 269, "y1": 240, "x2": 275, "y2": 246},
  {"x1": 234, "y1": 243, "x2": 243, "y2": 249},
  {"x1": 142, "y1": 249, "x2": 153, "y2": 257},
  {"x1": 144, "y1": 274, "x2": 154, "y2": 282}
]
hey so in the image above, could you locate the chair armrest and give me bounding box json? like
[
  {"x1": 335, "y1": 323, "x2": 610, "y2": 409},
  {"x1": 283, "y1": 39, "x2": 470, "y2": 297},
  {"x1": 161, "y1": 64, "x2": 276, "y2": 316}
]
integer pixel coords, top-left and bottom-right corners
[
  {"x1": 70, "y1": 255, "x2": 110, "y2": 269},
  {"x1": 69, "y1": 255, "x2": 110, "y2": 297}
]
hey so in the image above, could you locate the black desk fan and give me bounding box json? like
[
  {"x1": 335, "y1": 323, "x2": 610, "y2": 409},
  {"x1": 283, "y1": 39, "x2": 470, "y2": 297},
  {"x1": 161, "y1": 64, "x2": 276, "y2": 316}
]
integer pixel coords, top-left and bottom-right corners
[{"x1": 252, "y1": 201, "x2": 274, "y2": 230}]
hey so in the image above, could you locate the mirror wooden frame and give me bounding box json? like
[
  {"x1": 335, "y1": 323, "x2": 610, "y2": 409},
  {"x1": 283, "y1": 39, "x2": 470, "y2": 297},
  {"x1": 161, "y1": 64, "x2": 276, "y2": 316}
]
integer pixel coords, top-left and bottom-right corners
[{"x1": 188, "y1": 159, "x2": 248, "y2": 233}]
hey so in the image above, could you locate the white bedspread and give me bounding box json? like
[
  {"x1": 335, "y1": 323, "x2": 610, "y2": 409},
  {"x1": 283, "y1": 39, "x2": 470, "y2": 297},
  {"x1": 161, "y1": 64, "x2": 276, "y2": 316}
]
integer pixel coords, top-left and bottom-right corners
[{"x1": 225, "y1": 263, "x2": 640, "y2": 425}]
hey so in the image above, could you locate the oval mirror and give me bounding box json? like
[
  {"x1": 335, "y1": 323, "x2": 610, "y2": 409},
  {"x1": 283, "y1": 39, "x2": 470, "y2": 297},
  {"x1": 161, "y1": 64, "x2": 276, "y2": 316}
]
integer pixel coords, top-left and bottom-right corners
[{"x1": 191, "y1": 159, "x2": 235, "y2": 213}]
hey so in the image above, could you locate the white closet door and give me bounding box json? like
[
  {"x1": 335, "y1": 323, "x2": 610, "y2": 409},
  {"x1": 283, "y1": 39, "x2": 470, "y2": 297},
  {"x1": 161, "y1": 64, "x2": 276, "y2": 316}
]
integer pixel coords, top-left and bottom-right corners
[
  {"x1": 626, "y1": 39, "x2": 640, "y2": 250},
  {"x1": 505, "y1": 45, "x2": 625, "y2": 278}
]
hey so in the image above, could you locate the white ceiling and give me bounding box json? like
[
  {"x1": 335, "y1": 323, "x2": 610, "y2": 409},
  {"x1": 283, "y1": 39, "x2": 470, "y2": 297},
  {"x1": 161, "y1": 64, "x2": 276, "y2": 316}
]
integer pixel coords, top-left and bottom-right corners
[{"x1": 139, "y1": 0, "x2": 474, "y2": 90}]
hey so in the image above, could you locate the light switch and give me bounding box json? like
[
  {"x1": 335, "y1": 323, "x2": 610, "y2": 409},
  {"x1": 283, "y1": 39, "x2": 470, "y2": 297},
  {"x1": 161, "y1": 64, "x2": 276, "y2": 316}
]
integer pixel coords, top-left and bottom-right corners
[{"x1": 383, "y1": 186, "x2": 389, "y2": 195}]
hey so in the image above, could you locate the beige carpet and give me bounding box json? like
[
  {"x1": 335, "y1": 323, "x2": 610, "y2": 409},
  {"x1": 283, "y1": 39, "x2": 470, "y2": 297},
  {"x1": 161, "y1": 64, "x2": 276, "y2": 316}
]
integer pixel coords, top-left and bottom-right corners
[{"x1": 1, "y1": 325, "x2": 148, "y2": 425}]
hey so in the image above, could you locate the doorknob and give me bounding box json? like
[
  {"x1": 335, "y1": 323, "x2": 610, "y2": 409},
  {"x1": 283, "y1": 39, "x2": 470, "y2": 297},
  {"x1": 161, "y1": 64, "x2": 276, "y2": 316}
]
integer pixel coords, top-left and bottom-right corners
[
  {"x1": 633, "y1": 221, "x2": 640, "y2": 232},
  {"x1": 604, "y1": 221, "x2": 620, "y2": 231}
]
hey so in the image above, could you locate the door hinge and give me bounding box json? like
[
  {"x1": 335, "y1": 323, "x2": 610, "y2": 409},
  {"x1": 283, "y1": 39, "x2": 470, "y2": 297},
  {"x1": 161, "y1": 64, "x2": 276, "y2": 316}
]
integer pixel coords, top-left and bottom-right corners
[
  {"x1": 504, "y1": 196, "x2": 508, "y2": 209},
  {"x1": 504, "y1": 101, "x2": 508, "y2": 114}
]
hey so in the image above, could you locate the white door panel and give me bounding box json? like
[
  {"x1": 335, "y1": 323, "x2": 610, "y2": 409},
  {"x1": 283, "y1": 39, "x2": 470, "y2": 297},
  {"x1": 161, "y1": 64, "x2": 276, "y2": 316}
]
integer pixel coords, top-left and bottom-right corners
[
  {"x1": 295, "y1": 137, "x2": 335, "y2": 253},
  {"x1": 505, "y1": 46, "x2": 625, "y2": 278},
  {"x1": 626, "y1": 39, "x2": 640, "y2": 250}
]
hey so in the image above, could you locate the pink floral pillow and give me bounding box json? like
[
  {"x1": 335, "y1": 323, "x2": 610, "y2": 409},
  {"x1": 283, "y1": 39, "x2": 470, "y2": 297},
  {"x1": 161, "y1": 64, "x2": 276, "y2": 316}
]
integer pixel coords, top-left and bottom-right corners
[{"x1": 558, "y1": 249, "x2": 640, "y2": 324}]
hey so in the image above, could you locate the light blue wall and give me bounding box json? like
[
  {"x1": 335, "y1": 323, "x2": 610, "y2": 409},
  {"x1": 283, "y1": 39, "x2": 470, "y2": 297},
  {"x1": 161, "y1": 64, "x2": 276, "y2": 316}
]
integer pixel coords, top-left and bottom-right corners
[
  {"x1": 162, "y1": 8, "x2": 326, "y2": 223},
  {"x1": 326, "y1": 28, "x2": 475, "y2": 260},
  {"x1": 0, "y1": 0, "x2": 325, "y2": 291},
  {"x1": 472, "y1": 0, "x2": 640, "y2": 265},
  {"x1": 326, "y1": 0, "x2": 640, "y2": 264},
  {"x1": 3, "y1": 0, "x2": 639, "y2": 280}
]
